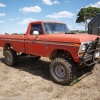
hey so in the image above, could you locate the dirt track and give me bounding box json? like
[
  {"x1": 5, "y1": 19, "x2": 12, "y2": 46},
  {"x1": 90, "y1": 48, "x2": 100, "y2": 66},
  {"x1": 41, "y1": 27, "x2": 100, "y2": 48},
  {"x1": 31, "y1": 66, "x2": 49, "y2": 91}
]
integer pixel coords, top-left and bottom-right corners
[{"x1": 0, "y1": 48, "x2": 100, "y2": 100}]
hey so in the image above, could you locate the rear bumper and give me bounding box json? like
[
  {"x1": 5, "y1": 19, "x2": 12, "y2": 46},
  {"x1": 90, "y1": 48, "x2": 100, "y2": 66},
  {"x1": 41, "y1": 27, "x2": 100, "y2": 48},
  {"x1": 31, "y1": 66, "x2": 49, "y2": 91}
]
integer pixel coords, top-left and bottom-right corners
[{"x1": 80, "y1": 37, "x2": 100, "y2": 66}]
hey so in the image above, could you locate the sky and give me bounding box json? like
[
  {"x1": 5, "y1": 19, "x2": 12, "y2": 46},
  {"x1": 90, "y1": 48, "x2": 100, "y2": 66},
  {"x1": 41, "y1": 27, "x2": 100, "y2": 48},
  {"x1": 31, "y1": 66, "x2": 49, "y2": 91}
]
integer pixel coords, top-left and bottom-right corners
[{"x1": 0, "y1": 0, "x2": 100, "y2": 34}]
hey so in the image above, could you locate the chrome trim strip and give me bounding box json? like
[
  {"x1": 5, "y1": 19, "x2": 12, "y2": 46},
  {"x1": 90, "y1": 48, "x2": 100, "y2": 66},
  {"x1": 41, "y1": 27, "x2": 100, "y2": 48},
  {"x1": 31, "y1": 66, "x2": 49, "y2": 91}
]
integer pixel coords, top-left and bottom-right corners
[
  {"x1": 0, "y1": 38, "x2": 80, "y2": 47},
  {"x1": 0, "y1": 38, "x2": 24, "y2": 42},
  {"x1": 25, "y1": 40, "x2": 78, "y2": 47}
]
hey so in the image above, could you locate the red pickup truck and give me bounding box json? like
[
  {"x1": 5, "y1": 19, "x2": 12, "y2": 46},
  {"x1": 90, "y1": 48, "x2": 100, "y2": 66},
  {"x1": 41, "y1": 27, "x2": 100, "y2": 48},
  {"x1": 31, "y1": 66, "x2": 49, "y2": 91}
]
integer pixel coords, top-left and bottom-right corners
[{"x1": 0, "y1": 20, "x2": 100, "y2": 85}]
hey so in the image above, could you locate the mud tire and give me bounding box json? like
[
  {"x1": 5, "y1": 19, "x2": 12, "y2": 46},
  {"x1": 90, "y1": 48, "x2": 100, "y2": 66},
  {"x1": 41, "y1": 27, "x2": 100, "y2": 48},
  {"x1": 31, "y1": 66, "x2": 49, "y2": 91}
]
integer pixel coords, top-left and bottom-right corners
[
  {"x1": 50, "y1": 57, "x2": 76, "y2": 85},
  {"x1": 5, "y1": 49, "x2": 18, "y2": 66}
]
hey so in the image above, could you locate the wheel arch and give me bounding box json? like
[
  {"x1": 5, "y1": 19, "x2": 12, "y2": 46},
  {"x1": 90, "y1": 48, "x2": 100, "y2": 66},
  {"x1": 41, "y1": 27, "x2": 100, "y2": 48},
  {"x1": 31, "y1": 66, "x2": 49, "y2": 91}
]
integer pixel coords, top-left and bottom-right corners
[
  {"x1": 3, "y1": 43, "x2": 12, "y2": 56},
  {"x1": 49, "y1": 49, "x2": 73, "y2": 60}
]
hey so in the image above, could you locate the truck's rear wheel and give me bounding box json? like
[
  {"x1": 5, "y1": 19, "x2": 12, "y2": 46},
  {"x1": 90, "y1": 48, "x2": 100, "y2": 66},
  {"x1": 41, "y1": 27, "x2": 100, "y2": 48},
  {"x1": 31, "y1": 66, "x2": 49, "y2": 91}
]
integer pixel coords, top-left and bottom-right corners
[
  {"x1": 50, "y1": 57, "x2": 76, "y2": 85},
  {"x1": 5, "y1": 49, "x2": 18, "y2": 66}
]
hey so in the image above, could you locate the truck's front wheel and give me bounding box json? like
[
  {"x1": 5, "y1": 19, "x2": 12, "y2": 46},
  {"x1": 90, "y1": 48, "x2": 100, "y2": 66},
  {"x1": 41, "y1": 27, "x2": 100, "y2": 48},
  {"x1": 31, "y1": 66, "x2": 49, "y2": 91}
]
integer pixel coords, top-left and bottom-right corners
[
  {"x1": 5, "y1": 49, "x2": 18, "y2": 66},
  {"x1": 50, "y1": 57, "x2": 76, "y2": 85}
]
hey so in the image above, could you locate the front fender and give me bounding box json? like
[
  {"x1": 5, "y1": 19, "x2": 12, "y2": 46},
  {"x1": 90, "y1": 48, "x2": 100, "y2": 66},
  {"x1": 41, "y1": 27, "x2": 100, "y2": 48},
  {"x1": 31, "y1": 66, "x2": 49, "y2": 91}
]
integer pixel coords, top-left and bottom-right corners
[{"x1": 45, "y1": 45, "x2": 80, "y2": 63}]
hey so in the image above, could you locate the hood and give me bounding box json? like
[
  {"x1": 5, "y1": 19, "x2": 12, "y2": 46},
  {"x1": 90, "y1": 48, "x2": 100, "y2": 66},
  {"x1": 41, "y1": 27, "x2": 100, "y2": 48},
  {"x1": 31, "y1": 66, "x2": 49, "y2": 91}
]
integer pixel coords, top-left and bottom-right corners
[{"x1": 45, "y1": 34, "x2": 100, "y2": 43}]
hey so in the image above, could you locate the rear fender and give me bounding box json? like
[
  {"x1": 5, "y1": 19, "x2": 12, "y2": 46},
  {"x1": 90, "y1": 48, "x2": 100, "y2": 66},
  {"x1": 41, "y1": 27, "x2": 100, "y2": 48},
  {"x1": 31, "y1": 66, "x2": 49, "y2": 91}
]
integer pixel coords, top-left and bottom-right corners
[{"x1": 3, "y1": 43, "x2": 11, "y2": 56}]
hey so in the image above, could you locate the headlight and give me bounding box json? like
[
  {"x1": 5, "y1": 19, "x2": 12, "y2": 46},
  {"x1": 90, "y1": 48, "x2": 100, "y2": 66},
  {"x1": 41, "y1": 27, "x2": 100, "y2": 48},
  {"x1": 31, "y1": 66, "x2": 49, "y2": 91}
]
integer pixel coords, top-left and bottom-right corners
[
  {"x1": 79, "y1": 42, "x2": 89, "y2": 57},
  {"x1": 79, "y1": 44, "x2": 87, "y2": 57},
  {"x1": 81, "y1": 44, "x2": 86, "y2": 51}
]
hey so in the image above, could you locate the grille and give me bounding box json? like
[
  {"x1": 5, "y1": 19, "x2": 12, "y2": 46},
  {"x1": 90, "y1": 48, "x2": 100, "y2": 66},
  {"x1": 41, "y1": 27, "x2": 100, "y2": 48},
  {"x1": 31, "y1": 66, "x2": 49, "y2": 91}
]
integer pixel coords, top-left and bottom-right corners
[{"x1": 81, "y1": 38, "x2": 100, "y2": 65}]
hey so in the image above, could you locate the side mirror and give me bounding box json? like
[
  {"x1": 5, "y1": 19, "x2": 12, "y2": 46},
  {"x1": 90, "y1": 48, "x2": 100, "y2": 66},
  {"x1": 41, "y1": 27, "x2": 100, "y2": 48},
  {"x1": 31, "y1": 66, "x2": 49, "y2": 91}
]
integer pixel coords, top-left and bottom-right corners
[
  {"x1": 33, "y1": 31, "x2": 39, "y2": 40},
  {"x1": 33, "y1": 31, "x2": 39, "y2": 35}
]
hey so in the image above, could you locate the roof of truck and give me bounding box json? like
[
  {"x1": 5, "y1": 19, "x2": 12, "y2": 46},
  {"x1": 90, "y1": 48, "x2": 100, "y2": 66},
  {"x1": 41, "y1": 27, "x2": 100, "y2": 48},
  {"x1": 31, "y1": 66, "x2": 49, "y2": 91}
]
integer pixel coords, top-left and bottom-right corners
[{"x1": 29, "y1": 20, "x2": 65, "y2": 24}]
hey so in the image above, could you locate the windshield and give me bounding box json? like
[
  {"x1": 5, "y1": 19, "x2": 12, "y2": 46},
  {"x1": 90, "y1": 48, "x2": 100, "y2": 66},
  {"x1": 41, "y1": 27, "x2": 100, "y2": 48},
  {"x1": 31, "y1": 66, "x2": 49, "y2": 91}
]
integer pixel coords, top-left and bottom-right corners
[{"x1": 43, "y1": 23, "x2": 70, "y2": 34}]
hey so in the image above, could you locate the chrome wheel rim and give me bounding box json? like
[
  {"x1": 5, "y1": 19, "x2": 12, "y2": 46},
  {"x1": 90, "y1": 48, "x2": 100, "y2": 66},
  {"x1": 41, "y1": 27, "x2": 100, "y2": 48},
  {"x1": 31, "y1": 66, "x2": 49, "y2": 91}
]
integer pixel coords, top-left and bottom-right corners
[
  {"x1": 6, "y1": 53, "x2": 11, "y2": 64},
  {"x1": 55, "y1": 65, "x2": 66, "y2": 78}
]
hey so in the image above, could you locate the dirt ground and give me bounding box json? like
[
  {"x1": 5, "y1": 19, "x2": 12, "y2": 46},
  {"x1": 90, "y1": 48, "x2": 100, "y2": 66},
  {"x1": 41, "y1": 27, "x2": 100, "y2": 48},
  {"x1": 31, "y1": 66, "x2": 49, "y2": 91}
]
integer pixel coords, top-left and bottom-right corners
[{"x1": 0, "y1": 47, "x2": 100, "y2": 100}]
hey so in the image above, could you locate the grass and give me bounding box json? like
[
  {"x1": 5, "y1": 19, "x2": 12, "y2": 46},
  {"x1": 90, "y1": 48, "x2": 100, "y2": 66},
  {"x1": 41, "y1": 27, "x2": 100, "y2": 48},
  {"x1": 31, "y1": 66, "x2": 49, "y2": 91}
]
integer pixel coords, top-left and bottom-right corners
[{"x1": 70, "y1": 78, "x2": 79, "y2": 86}]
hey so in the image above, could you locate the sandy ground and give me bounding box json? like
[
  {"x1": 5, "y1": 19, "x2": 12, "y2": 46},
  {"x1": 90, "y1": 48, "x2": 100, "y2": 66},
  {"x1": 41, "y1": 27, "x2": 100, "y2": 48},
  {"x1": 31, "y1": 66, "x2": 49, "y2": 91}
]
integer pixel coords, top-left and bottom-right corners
[{"x1": 0, "y1": 47, "x2": 100, "y2": 100}]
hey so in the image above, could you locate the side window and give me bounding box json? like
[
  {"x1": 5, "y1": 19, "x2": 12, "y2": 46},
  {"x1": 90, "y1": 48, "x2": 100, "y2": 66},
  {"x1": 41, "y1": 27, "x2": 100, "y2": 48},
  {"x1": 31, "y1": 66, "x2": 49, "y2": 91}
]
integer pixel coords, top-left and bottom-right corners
[{"x1": 30, "y1": 24, "x2": 43, "y2": 35}]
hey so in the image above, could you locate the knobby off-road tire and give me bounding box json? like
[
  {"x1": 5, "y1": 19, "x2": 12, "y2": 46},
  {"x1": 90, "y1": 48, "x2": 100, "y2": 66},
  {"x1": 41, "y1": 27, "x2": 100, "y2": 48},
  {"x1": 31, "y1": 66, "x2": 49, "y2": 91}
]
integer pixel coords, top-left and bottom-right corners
[
  {"x1": 5, "y1": 49, "x2": 18, "y2": 66},
  {"x1": 50, "y1": 57, "x2": 76, "y2": 85}
]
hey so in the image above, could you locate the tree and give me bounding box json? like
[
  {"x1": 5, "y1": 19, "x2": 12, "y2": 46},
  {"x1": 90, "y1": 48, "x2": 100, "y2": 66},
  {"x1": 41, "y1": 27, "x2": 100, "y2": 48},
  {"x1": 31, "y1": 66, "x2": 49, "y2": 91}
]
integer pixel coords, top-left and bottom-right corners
[{"x1": 76, "y1": 7, "x2": 100, "y2": 31}]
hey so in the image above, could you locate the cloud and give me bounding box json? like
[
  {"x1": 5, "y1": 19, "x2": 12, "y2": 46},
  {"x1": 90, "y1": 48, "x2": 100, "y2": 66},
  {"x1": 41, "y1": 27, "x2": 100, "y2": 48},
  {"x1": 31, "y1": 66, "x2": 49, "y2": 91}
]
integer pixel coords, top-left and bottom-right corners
[
  {"x1": 0, "y1": 13, "x2": 5, "y2": 17},
  {"x1": 87, "y1": 1, "x2": 100, "y2": 8},
  {"x1": 0, "y1": 20, "x2": 4, "y2": 23},
  {"x1": 0, "y1": 3, "x2": 6, "y2": 7},
  {"x1": 76, "y1": 9, "x2": 80, "y2": 12},
  {"x1": 19, "y1": 6, "x2": 42, "y2": 13},
  {"x1": 53, "y1": 1, "x2": 60, "y2": 4},
  {"x1": 18, "y1": 18, "x2": 37, "y2": 25},
  {"x1": 15, "y1": 18, "x2": 19, "y2": 19},
  {"x1": 9, "y1": 18, "x2": 20, "y2": 20},
  {"x1": 42, "y1": 0, "x2": 60, "y2": 5},
  {"x1": 46, "y1": 11, "x2": 74, "y2": 19},
  {"x1": 9, "y1": 19, "x2": 14, "y2": 20},
  {"x1": 65, "y1": 0, "x2": 69, "y2": 3}
]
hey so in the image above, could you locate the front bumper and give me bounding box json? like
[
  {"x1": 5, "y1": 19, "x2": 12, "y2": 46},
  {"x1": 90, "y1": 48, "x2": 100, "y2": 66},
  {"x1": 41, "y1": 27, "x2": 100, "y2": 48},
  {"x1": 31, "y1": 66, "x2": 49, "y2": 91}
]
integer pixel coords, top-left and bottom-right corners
[{"x1": 80, "y1": 37, "x2": 100, "y2": 66}]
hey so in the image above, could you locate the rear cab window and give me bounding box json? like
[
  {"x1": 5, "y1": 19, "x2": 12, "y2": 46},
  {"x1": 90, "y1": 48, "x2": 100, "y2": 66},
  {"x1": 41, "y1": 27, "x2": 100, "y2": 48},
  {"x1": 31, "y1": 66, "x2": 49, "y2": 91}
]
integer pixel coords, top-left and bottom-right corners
[{"x1": 30, "y1": 24, "x2": 43, "y2": 35}]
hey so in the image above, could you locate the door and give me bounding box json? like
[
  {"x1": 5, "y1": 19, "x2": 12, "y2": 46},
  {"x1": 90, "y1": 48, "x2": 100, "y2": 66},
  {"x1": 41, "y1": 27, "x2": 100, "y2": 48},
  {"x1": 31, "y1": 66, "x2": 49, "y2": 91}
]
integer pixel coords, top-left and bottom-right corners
[{"x1": 25, "y1": 23, "x2": 46, "y2": 56}]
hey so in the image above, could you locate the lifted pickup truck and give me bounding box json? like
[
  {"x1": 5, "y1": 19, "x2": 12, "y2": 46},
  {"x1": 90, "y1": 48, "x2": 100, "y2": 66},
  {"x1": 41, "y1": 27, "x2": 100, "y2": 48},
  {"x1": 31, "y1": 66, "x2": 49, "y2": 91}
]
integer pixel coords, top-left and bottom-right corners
[{"x1": 0, "y1": 20, "x2": 100, "y2": 85}]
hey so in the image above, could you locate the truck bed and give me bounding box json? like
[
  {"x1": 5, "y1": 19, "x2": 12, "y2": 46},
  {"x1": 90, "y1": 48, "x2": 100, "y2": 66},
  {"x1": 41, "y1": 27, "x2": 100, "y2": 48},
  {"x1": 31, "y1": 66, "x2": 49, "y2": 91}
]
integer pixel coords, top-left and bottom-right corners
[{"x1": 0, "y1": 34, "x2": 25, "y2": 53}]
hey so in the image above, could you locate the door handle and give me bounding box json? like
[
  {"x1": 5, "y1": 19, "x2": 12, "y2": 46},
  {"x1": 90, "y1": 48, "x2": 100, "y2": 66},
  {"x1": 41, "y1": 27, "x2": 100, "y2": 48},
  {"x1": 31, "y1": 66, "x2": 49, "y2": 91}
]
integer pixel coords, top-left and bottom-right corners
[{"x1": 44, "y1": 38, "x2": 49, "y2": 49}]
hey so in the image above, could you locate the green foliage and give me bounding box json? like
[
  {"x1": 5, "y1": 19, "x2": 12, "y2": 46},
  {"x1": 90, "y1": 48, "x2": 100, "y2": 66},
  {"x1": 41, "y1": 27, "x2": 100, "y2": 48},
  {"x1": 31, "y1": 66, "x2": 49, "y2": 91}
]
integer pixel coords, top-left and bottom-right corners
[
  {"x1": 70, "y1": 78, "x2": 79, "y2": 86},
  {"x1": 76, "y1": 7, "x2": 100, "y2": 25}
]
